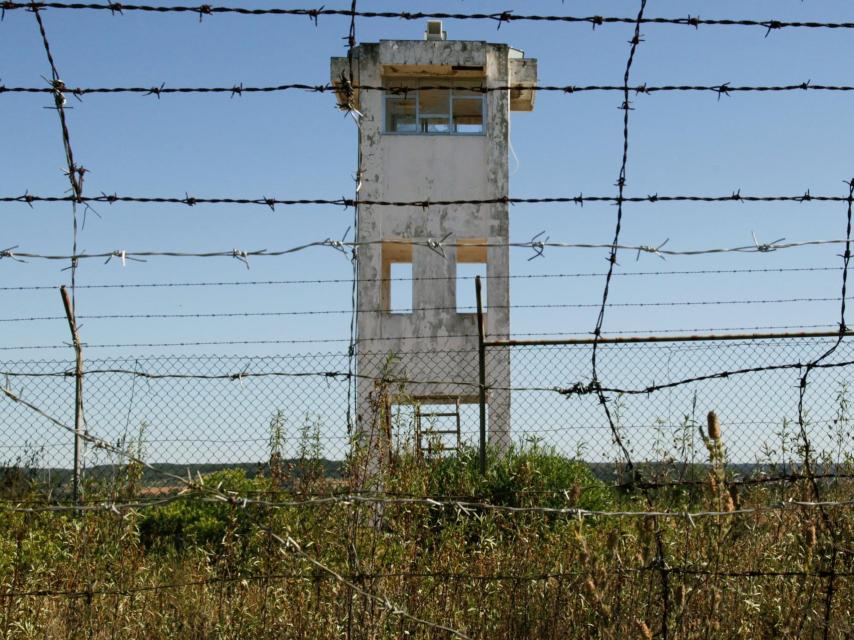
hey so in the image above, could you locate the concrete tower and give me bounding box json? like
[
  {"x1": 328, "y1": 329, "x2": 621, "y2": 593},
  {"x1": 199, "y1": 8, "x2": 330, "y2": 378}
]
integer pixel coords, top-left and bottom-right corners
[{"x1": 332, "y1": 23, "x2": 537, "y2": 457}]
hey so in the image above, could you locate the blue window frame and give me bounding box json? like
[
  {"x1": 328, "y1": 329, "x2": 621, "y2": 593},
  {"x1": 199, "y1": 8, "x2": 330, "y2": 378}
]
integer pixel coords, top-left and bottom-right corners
[{"x1": 384, "y1": 78, "x2": 486, "y2": 135}]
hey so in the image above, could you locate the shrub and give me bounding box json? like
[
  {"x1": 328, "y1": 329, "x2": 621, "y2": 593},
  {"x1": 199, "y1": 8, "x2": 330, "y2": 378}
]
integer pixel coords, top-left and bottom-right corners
[
  {"x1": 138, "y1": 469, "x2": 270, "y2": 550},
  {"x1": 423, "y1": 440, "x2": 614, "y2": 511}
]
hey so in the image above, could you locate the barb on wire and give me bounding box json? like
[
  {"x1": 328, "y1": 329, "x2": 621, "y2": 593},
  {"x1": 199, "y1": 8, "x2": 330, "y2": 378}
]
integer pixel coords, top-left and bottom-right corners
[
  {"x1": 0, "y1": 245, "x2": 26, "y2": 263},
  {"x1": 424, "y1": 232, "x2": 452, "y2": 258},
  {"x1": 751, "y1": 231, "x2": 786, "y2": 253},
  {"x1": 231, "y1": 248, "x2": 251, "y2": 269},
  {"x1": 636, "y1": 238, "x2": 668, "y2": 261},
  {"x1": 526, "y1": 231, "x2": 548, "y2": 261}
]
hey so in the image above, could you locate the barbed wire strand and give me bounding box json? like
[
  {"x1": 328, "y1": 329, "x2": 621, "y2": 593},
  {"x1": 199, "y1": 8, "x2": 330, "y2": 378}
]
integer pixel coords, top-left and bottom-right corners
[
  {"x1": 798, "y1": 179, "x2": 853, "y2": 639},
  {"x1": 8, "y1": 81, "x2": 854, "y2": 98},
  {"x1": 4, "y1": 189, "x2": 854, "y2": 208},
  {"x1": 3, "y1": 3, "x2": 854, "y2": 32},
  {"x1": 592, "y1": 0, "x2": 646, "y2": 475},
  {"x1": 564, "y1": 355, "x2": 854, "y2": 397},
  {"x1": 30, "y1": 7, "x2": 82, "y2": 305},
  {"x1": 2, "y1": 236, "x2": 852, "y2": 267},
  {"x1": 0, "y1": 266, "x2": 842, "y2": 292},
  {"x1": 342, "y1": 8, "x2": 361, "y2": 636},
  {"x1": 10, "y1": 349, "x2": 854, "y2": 400},
  {"x1": 0, "y1": 323, "x2": 844, "y2": 351},
  {"x1": 2, "y1": 295, "x2": 851, "y2": 324}
]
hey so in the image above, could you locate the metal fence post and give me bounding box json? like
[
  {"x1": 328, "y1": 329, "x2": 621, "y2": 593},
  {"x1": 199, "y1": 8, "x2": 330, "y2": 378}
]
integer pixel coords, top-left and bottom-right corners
[
  {"x1": 60, "y1": 286, "x2": 84, "y2": 505},
  {"x1": 475, "y1": 276, "x2": 487, "y2": 475}
]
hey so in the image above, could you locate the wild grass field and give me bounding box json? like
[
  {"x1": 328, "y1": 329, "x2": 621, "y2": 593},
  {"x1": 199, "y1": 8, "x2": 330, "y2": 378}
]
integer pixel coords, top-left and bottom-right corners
[{"x1": 1, "y1": 415, "x2": 852, "y2": 639}]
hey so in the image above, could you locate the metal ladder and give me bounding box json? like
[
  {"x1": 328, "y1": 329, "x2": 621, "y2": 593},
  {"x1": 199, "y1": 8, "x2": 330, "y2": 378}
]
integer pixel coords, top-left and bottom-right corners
[{"x1": 414, "y1": 399, "x2": 462, "y2": 458}]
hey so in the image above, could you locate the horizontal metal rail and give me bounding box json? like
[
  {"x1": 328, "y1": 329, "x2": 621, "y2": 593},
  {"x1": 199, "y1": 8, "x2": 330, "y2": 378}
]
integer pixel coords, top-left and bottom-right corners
[{"x1": 484, "y1": 329, "x2": 853, "y2": 348}]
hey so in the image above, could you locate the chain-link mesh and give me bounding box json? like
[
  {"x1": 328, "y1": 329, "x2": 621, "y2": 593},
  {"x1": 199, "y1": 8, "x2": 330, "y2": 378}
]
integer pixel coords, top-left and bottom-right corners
[
  {"x1": 1, "y1": 354, "x2": 351, "y2": 487},
  {"x1": 490, "y1": 337, "x2": 854, "y2": 467},
  {"x1": 2, "y1": 336, "x2": 854, "y2": 489}
]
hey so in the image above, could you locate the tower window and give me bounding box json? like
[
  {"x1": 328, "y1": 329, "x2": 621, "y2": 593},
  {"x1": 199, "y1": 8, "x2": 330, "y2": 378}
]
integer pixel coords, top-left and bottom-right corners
[
  {"x1": 385, "y1": 96, "x2": 417, "y2": 133},
  {"x1": 381, "y1": 242, "x2": 413, "y2": 314},
  {"x1": 384, "y1": 78, "x2": 485, "y2": 135},
  {"x1": 456, "y1": 240, "x2": 487, "y2": 313}
]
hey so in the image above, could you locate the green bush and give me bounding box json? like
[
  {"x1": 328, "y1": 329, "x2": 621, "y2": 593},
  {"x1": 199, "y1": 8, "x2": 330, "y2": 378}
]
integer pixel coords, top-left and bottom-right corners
[
  {"x1": 138, "y1": 469, "x2": 271, "y2": 550},
  {"x1": 423, "y1": 440, "x2": 614, "y2": 511}
]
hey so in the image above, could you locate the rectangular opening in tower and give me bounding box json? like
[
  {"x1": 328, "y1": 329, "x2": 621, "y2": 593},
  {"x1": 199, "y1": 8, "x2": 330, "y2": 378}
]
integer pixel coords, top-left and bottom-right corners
[
  {"x1": 456, "y1": 239, "x2": 487, "y2": 314},
  {"x1": 390, "y1": 262, "x2": 412, "y2": 312},
  {"x1": 456, "y1": 263, "x2": 486, "y2": 313},
  {"x1": 381, "y1": 241, "x2": 413, "y2": 314}
]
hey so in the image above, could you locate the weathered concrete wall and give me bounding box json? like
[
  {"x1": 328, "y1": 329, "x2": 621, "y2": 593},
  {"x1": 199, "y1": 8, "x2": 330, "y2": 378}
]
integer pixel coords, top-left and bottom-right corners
[{"x1": 332, "y1": 37, "x2": 535, "y2": 453}]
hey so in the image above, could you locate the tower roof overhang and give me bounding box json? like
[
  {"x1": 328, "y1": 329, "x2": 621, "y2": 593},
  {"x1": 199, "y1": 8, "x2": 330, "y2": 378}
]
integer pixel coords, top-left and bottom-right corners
[{"x1": 331, "y1": 40, "x2": 537, "y2": 112}]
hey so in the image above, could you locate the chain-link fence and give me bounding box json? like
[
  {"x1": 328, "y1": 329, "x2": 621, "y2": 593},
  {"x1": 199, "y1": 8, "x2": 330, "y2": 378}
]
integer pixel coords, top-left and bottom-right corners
[
  {"x1": 2, "y1": 336, "x2": 854, "y2": 489},
  {"x1": 488, "y1": 337, "x2": 854, "y2": 466}
]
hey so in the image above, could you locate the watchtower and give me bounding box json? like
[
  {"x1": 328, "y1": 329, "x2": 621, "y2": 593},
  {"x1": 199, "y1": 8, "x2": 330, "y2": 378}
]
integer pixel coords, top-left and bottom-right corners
[{"x1": 332, "y1": 23, "x2": 537, "y2": 457}]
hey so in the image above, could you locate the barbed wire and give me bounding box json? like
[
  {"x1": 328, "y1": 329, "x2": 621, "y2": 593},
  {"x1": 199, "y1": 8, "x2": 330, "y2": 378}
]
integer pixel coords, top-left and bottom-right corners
[
  {"x1": 30, "y1": 5, "x2": 82, "y2": 300},
  {"x1": 0, "y1": 367, "x2": 488, "y2": 390},
  {"x1": 560, "y1": 355, "x2": 854, "y2": 397},
  {"x1": 3, "y1": 189, "x2": 853, "y2": 208},
  {"x1": 791, "y1": 180, "x2": 854, "y2": 633},
  {"x1": 592, "y1": 0, "x2": 647, "y2": 473},
  {"x1": 7, "y1": 81, "x2": 854, "y2": 98},
  {"x1": 1, "y1": 236, "x2": 852, "y2": 267},
  {"x1": 3, "y1": 3, "x2": 854, "y2": 33},
  {"x1": 0, "y1": 266, "x2": 842, "y2": 292},
  {"x1": 1, "y1": 296, "x2": 849, "y2": 324},
  {"x1": 9, "y1": 352, "x2": 854, "y2": 393}
]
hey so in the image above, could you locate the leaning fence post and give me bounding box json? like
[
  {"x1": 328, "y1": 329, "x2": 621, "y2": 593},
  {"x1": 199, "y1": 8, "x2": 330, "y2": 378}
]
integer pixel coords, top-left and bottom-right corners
[
  {"x1": 60, "y1": 286, "x2": 84, "y2": 505},
  {"x1": 475, "y1": 276, "x2": 487, "y2": 475}
]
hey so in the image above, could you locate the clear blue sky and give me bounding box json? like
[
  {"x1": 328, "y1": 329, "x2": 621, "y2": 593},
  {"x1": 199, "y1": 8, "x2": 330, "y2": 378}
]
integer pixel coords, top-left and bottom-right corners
[{"x1": 3, "y1": 0, "x2": 854, "y2": 359}]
